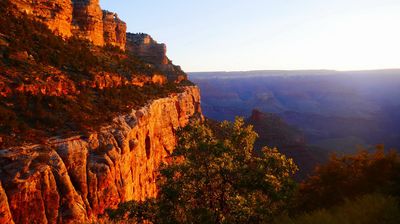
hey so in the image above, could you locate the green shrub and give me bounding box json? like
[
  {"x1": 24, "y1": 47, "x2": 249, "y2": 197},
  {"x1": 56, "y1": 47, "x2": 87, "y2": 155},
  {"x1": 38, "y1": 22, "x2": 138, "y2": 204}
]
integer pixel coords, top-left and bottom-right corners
[
  {"x1": 108, "y1": 118, "x2": 298, "y2": 223},
  {"x1": 277, "y1": 194, "x2": 400, "y2": 224}
]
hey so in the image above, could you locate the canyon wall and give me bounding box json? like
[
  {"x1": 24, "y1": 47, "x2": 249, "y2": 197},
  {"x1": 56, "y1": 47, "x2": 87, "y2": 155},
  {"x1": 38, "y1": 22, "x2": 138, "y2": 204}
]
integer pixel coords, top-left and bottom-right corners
[
  {"x1": 72, "y1": 0, "x2": 105, "y2": 46},
  {"x1": 102, "y1": 11, "x2": 127, "y2": 49},
  {"x1": 12, "y1": 0, "x2": 74, "y2": 37},
  {"x1": 12, "y1": 0, "x2": 127, "y2": 50},
  {"x1": 126, "y1": 33, "x2": 169, "y2": 65},
  {"x1": 126, "y1": 33, "x2": 188, "y2": 82},
  {"x1": 0, "y1": 86, "x2": 202, "y2": 224}
]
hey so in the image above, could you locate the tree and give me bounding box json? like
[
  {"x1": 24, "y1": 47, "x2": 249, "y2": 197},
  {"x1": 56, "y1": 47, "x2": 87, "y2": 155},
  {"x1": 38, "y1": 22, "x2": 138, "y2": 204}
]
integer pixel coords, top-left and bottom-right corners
[
  {"x1": 108, "y1": 118, "x2": 298, "y2": 223},
  {"x1": 294, "y1": 147, "x2": 400, "y2": 213}
]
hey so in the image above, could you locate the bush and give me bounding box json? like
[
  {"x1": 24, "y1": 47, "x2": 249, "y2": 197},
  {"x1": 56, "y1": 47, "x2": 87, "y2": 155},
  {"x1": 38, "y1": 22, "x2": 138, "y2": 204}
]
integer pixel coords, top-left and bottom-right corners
[
  {"x1": 277, "y1": 194, "x2": 400, "y2": 224},
  {"x1": 294, "y1": 148, "x2": 400, "y2": 212}
]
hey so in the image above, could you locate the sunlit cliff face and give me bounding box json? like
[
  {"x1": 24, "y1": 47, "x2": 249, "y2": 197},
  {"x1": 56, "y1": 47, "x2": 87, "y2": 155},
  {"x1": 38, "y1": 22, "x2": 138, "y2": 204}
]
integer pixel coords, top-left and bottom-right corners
[
  {"x1": 13, "y1": 0, "x2": 127, "y2": 50},
  {"x1": 0, "y1": 87, "x2": 202, "y2": 223}
]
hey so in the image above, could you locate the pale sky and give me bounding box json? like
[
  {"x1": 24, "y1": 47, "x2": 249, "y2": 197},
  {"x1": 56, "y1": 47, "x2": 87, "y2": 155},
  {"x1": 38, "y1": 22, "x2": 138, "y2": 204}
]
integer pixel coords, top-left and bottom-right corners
[{"x1": 101, "y1": 0, "x2": 400, "y2": 72}]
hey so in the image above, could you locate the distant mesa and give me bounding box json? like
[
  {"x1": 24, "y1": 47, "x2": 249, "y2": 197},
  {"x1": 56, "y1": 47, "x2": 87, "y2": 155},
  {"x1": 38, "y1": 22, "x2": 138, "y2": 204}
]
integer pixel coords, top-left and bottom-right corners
[{"x1": 246, "y1": 109, "x2": 321, "y2": 179}]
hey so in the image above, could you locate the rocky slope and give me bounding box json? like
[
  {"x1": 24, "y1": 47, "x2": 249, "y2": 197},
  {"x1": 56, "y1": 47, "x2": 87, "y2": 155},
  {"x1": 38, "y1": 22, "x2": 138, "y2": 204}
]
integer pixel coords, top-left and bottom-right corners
[
  {"x1": 0, "y1": 86, "x2": 201, "y2": 224},
  {"x1": 12, "y1": 0, "x2": 127, "y2": 50}
]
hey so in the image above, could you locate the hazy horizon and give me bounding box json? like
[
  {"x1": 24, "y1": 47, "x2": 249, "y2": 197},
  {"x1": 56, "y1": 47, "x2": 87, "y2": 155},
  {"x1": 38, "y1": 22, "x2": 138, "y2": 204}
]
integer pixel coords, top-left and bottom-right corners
[
  {"x1": 101, "y1": 0, "x2": 400, "y2": 72},
  {"x1": 189, "y1": 68, "x2": 400, "y2": 73}
]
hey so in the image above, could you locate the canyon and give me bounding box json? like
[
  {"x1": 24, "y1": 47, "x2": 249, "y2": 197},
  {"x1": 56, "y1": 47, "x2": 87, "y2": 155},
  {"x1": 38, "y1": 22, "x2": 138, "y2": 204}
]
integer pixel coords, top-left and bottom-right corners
[
  {"x1": 0, "y1": 1, "x2": 203, "y2": 223},
  {"x1": 0, "y1": 86, "x2": 201, "y2": 224},
  {"x1": 190, "y1": 70, "x2": 400, "y2": 153}
]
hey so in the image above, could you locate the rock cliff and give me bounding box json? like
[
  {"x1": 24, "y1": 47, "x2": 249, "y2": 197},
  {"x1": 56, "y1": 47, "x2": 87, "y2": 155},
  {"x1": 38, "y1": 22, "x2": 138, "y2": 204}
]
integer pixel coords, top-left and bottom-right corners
[
  {"x1": 12, "y1": 0, "x2": 127, "y2": 50},
  {"x1": 12, "y1": 0, "x2": 74, "y2": 37},
  {"x1": 72, "y1": 0, "x2": 105, "y2": 46},
  {"x1": 102, "y1": 10, "x2": 127, "y2": 50},
  {"x1": 126, "y1": 33, "x2": 188, "y2": 82},
  {"x1": 0, "y1": 86, "x2": 201, "y2": 223},
  {"x1": 126, "y1": 33, "x2": 169, "y2": 65}
]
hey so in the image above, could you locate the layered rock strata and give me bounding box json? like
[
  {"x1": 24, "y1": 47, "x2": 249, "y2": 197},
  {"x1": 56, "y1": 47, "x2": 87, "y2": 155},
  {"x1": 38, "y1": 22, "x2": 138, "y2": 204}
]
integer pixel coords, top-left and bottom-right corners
[
  {"x1": 0, "y1": 86, "x2": 201, "y2": 223},
  {"x1": 13, "y1": 0, "x2": 74, "y2": 37},
  {"x1": 12, "y1": 0, "x2": 127, "y2": 50},
  {"x1": 102, "y1": 11, "x2": 127, "y2": 50},
  {"x1": 126, "y1": 33, "x2": 187, "y2": 82},
  {"x1": 71, "y1": 0, "x2": 105, "y2": 46},
  {"x1": 126, "y1": 33, "x2": 169, "y2": 65}
]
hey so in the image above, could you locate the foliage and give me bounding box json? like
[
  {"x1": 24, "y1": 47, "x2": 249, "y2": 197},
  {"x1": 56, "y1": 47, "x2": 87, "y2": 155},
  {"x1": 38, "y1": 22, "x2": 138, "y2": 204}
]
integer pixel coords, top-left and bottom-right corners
[
  {"x1": 0, "y1": 84, "x2": 182, "y2": 147},
  {"x1": 294, "y1": 147, "x2": 400, "y2": 212},
  {"x1": 276, "y1": 194, "x2": 400, "y2": 224},
  {"x1": 109, "y1": 118, "x2": 298, "y2": 223}
]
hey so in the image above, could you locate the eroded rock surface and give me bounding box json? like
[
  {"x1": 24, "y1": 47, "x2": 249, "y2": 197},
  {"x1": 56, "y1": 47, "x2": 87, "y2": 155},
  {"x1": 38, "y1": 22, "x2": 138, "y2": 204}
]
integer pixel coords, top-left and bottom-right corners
[
  {"x1": 12, "y1": 0, "x2": 127, "y2": 50},
  {"x1": 0, "y1": 86, "x2": 201, "y2": 223},
  {"x1": 103, "y1": 10, "x2": 127, "y2": 50},
  {"x1": 126, "y1": 33, "x2": 188, "y2": 82},
  {"x1": 13, "y1": 0, "x2": 74, "y2": 37}
]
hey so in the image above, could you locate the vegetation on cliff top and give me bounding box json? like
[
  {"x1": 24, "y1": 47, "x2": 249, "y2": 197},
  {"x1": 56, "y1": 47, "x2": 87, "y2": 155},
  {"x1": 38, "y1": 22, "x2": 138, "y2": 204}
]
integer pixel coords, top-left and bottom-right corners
[{"x1": 0, "y1": 1, "x2": 192, "y2": 147}]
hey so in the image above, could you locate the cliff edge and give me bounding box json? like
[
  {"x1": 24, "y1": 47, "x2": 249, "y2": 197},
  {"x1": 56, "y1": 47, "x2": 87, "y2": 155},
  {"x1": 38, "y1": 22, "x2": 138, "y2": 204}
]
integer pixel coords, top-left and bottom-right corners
[
  {"x1": 0, "y1": 86, "x2": 201, "y2": 223},
  {"x1": 0, "y1": 1, "x2": 202, "y2": 223}
]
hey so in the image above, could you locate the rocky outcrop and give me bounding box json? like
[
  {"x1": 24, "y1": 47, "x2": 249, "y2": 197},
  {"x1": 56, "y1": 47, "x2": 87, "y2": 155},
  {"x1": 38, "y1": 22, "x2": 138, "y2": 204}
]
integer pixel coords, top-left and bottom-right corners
[
  {"x1": 0, "y1": 61, "x2": 168, "y2": 97},
  {"x1": 0, "y1": 182, "x2": 13, "y2": 224},
  {"x1": 126, "y1": 33, "x2": 188, "y2": 82},
  {"x1": 0, "y1": 86, "x2": 201, "y2": 223},
  {"x1": 126, "y1": 33, "x2": 169, "y2": 65},
  {"x1": 102, "y1": 11, "x2": 127, "y2": 50},
  {"x1": 72, "y1": 0, "x2": 105, "y2": 46},
  {"x1": 12, "y1": 0, "x2": 127, "y2": 50},
  {"x1": 13, "y1": 0, "x2": 74, "y2": 37}
]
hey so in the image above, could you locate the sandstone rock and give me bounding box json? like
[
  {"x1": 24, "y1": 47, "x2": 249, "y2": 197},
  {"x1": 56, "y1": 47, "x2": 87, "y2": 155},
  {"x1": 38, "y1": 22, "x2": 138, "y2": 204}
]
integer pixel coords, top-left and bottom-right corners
[
  {"x1": 72, "y1": 0, "x2": 104, "y2": 46},
  {"x1": 0, "y1": 181, "x2": 14, "y2": 224},
  {"x1": 126, "y1": 33, "x2": 188, "y2": 82},
  {"x1": 103, "y1": 11, "x2": 127, "y2": 50},
  {"x1": 126, "y1": 33, "x2": 169, "y2": 65},
  {"x1": 13, "y1": 0, "x2": 74, "y2": 37},
  {"x1": 12, "y1": 0, "x2": 127, "y2": 50},
  {"x1": 0, "y1": 86, "x2": 202, "y2": 223}
]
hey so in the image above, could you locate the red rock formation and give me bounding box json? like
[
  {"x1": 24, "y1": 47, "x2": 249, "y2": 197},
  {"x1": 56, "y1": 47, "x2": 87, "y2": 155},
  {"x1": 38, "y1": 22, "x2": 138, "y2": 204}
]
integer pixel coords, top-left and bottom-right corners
[
  {"x1": 0, "y1": 182, "x2": 14, "y2": 224},
  {"x1": 72, "y1": 0, "x2": 104, "y2": 46},
  {"x1": 0, "y1": 62, "x2": 168, "y2": 97},
  {"x1": 126, "y1": 33, "x2": 188, "y2": 82},
  {"x1": 126, "y1": 33, "x2": 169, "y2": 65},
  {"x1": 0, "y1": 86, "x2": 202, "y2": 223},
  {"x1": 11, "y1": 0, "x2": 127, "y2": 50},
  {"x1": 103, "y1": 11, "x2": 127, "y2": 50},
  {"x1": 12, "y1": 0, "x2": 74, "y2": 37}
]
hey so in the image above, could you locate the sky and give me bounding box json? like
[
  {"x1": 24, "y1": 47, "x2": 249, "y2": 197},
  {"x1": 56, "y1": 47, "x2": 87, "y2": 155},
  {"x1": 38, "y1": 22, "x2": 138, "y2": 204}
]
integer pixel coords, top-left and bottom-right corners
[{"x1": 101, "y1": 0, "x2": 400, "y2": 72}]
